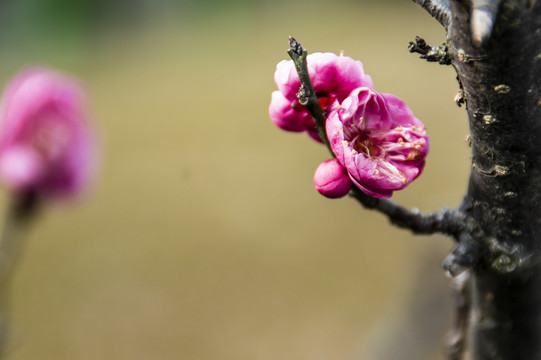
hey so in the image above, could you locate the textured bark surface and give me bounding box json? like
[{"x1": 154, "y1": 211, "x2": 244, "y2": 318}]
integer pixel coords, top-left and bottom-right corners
[{"x1": 446, "y1": 1, "x2": 541, "y2": 359}]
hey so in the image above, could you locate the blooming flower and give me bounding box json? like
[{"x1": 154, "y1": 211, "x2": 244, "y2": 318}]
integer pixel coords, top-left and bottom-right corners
[
  {"x1": 0, "y1": 68, "x2": 95, "y2": 198},
  {"x1": 314, "y1": 158, "x2": 352, "y2": 199},
  {"x1": 326, "y1": 88, "x2": 429, "y2": 198},
  {"x1": 269, "y1": 52, "x2": 373, "y2": 142}
]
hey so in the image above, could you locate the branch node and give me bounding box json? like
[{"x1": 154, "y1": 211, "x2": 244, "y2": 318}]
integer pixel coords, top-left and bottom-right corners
[
  {"x1": 443, "y1": 235, "x2": 483, "y2": 278},
  {"x1": 455, "y1": 89, "x2": 466, "y2": 107},
  {"x1": 456, "y1": 49, "x2": 487, "y2": 63},
  {"x1": 288, "y1": 36, "x2": 304, "y2": 56},
  {"x1": 408, "y1": 36, "x2": 451, "y2": 65},
  {"x1": 488, "y1": 238, "x2": 526, "y2": 273},
  {"x1": 296, "y1": 83, "x2": 311, "y2": 106},
  {"x1": 472, "y1": 162, "x2": 509, "y2": 177}
]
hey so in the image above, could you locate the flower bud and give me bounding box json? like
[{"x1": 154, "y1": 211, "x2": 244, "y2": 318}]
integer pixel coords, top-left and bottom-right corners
[{"x1": 314, "y1": 159, "x2": 352, "y2": 198}]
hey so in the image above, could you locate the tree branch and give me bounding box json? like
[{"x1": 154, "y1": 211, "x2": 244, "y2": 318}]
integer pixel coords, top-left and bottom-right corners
[
  {"x1": 287, "y1": 36, "x2": 475, "y2": 243},
  {"x1": 287, "y1": 36, "x2": 333, "y2": 154},
  {"x1": 351, "y1": 187, "x2": 464, "y2": 238},
  {"x1": 411, "y1": 0, "x2": 451, "y2": 30}
]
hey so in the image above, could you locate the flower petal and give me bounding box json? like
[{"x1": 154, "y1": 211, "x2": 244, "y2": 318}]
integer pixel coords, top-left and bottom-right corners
[{"x1": 269, "y1": 91, "x2": 306, "y2": 132}]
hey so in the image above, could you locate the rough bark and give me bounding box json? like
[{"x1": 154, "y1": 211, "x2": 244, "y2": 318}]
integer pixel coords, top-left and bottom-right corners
[{"x1": 424, "y1": 0, "x2": 541, "y2": 359}]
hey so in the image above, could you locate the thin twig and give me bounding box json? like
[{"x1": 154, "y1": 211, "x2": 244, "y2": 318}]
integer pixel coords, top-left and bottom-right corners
[
  {"x1": 287, "y1": 36, "x2": 333, "y2": 154},
  {"x1": 351, "y1": 187, "x2": 465, "y2": 238}
]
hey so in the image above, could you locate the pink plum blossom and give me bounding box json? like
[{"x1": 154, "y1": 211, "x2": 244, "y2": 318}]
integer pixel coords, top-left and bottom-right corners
[
  {"x1": 269, "y1": 52, "x2": 373, "y2": 142},
  {"x1": 0, "y1": 67, "x2": 95, "y2": 198},
  {"x1": 326, "y1": 88, "x2": 429, "y2": 198},
  {"x1": 314, "y1": 158, "x2": 352, "y2": 199}
]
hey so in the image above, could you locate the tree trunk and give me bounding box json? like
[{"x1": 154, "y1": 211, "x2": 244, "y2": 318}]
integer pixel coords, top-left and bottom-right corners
[{"x1": 445, "y1": 1, "x2": 541, "y2": 358}]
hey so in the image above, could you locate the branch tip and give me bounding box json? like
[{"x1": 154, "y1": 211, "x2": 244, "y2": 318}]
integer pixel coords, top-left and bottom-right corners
[
  {"x1": 285, "y1": 37, "x2": 332, "y2": 152},
  {"x1": 288, "y1": 36, "x2": 303, "y2": 56}
]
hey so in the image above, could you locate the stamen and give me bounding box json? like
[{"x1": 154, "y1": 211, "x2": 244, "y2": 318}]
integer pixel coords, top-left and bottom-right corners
[
  {"x1": 377, "y1": 161, "x2": 404, "y2": 182},
  {"x1": 380, "y1": 141, "x2": 408, "y2": 152},
  {"x1": 352, "y1": 137, "x2": 378, "y2": 158},
  {"x1": 407, "y1": 150, "x2": 421, "y2": 160}
]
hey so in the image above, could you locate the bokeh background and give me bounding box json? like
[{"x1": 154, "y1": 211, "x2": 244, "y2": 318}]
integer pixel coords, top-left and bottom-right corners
[{"x1": 0, "y1": 0, "x2": 471, "y2": 359}]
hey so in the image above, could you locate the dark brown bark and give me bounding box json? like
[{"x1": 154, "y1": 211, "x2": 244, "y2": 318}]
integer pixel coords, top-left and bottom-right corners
[{"x1": 421, "y1": 0, "x2": 541, "y2": 358}]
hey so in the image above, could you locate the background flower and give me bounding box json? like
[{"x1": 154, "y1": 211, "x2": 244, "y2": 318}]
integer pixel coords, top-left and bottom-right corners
[{"x1": 0, "y1": 68, "x2": 95, "y2": 198}]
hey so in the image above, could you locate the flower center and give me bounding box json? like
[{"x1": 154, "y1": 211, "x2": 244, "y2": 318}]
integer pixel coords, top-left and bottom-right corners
[
  {"x1": 352, "y1": 136, "x2": 379, "y2": 158},
  {"x1": 315, "y1": 92, "x2": 336, "y2": 112},
  {"x1": 318, "y1": 96, "x2": 332, "y2": 111}
]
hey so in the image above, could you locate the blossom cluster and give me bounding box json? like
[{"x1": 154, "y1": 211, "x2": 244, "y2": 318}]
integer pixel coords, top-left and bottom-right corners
[{"x1": 269, "y1": 53, "x2": 429, "y2": 199}]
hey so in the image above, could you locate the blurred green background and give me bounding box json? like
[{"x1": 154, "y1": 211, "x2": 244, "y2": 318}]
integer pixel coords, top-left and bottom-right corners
[{"x1": 0, "y1": 0, "x2": 471, "y2": 359}]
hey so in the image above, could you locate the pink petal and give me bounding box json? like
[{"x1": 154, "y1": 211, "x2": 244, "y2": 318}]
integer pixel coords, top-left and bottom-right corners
[
  {"x1": 0, "y1": 146, "x2": 43, "y2": 190},
  {"x1": 269, "y1": 91, "x2": 306, "y2": 132}
]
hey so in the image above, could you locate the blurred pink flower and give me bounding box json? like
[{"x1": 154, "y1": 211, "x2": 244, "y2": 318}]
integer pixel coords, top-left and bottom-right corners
[
  {"x1": 0, "y1": 68, "x2": 95, "y2": 198},
  {"x1": 327, "y1": 88, "x2": 429, "y2": 198},
  {"x1": 269, "y1": 52, "x2": 373, "y2": 142},
  {"x1": 314, "y1": 158, "x2": 352, "y2": 199}
]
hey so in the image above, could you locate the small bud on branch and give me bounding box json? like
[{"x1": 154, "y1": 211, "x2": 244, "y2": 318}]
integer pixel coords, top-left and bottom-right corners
[{"x1": 408, "y1": 36, "x2": 451, "y2": 65}]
